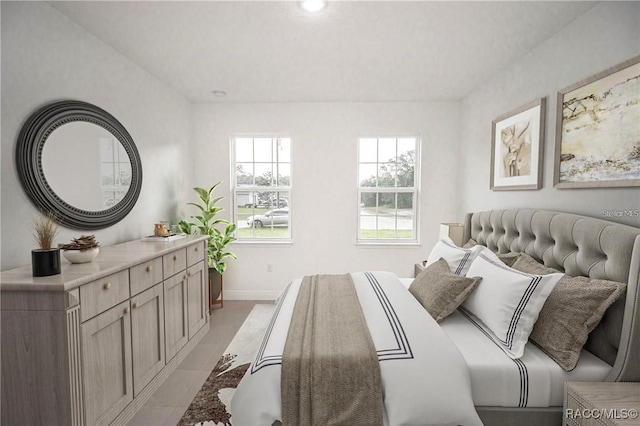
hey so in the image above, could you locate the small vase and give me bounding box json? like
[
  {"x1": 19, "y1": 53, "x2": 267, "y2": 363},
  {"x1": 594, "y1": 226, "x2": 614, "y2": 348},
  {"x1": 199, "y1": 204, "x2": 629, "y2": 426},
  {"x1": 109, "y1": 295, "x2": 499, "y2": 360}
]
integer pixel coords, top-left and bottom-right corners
[{"x1": 32, "y1": 248, "x2": 61, "y2": 277}]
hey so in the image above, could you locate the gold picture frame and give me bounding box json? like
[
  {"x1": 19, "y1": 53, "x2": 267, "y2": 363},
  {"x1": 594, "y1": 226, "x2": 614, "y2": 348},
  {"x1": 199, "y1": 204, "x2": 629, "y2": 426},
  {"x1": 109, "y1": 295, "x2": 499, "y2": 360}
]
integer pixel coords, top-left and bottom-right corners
[
  {"x1": 490, "y1": 98, "x2": 545, "y2": 191},
  {"x1": 554, "y1": 55, "x2": 640, "y2": 189}
]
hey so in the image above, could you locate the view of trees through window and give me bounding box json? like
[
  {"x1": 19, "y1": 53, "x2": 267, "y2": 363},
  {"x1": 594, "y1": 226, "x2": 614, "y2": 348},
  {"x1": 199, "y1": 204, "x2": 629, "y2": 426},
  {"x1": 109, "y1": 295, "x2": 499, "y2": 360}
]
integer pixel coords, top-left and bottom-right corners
[{"x1": 358, "y1": 137, "x2": 419, "y2": 241}]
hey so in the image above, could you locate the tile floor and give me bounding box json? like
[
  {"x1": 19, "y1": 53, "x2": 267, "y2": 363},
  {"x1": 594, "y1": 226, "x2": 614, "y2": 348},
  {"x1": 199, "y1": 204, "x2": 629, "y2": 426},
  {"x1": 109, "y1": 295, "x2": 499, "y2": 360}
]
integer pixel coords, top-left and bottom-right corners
[{"x1": 126, "y1": 300, "x2": 261, "y2": 426}]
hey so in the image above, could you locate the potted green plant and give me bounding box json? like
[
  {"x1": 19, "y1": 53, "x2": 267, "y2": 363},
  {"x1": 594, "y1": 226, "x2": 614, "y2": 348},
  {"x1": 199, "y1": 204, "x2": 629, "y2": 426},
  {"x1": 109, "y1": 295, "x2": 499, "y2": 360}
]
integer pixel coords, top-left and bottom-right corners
[
  {"x1": 31, "y1": 212, "x2": 61, "y2": 276},
  {"x1": 178, "y1": 183, "x2": 237, "y2": 308}
]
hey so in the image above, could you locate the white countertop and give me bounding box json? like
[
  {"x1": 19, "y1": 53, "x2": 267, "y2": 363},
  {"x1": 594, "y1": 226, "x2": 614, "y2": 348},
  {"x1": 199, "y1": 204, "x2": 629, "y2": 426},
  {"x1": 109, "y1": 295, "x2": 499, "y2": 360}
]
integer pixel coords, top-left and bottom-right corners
[{"x1": 0, "y1": 235, "x2": 209, "y2": 292}]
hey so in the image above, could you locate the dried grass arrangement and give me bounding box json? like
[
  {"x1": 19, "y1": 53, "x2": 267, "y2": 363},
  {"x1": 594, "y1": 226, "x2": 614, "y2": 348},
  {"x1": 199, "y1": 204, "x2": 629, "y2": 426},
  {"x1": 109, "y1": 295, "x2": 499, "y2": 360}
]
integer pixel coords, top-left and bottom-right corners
[{"x1": 32, "y1": 212, "x2": 59, "y2": 250}]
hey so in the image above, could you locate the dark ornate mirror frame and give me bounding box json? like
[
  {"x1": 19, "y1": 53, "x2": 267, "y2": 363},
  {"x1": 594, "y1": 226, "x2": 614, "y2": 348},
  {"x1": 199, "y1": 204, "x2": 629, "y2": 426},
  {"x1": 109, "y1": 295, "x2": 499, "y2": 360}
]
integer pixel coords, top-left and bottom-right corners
[{"x1": 16, "y1": 100, "x2": 143, "y2": 230}]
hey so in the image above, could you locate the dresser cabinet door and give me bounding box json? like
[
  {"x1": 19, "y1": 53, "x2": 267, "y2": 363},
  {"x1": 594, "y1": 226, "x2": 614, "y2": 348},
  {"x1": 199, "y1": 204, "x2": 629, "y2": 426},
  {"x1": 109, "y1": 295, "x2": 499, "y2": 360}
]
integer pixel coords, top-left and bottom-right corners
[
  {"x1": 130, "y1": 284, "x2": 165, "y2": 396},
  {"x1": 81, "y1": 301, "x2": 133, "y2": 426},
  {"x1": 187, "y1": 262, "x2": 207, "y2": 338},
  {"x1": 164, "y1": 273, "x2": 188, "y2": 361}
]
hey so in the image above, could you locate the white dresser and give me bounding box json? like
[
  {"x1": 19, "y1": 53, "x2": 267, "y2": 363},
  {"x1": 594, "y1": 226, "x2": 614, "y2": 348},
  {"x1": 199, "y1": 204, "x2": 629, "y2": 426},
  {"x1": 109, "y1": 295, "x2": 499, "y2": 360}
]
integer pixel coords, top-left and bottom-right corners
[{"x1": 1, "y1": 236, "x2": 210, "y2": 426}]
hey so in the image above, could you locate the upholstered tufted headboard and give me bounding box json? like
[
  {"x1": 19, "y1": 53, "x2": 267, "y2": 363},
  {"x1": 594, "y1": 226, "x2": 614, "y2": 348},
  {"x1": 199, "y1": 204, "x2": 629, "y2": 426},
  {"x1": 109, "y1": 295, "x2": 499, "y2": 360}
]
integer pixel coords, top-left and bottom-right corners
[{"x1": 463, "y1": 209, "x2": 640, "y2": 382}]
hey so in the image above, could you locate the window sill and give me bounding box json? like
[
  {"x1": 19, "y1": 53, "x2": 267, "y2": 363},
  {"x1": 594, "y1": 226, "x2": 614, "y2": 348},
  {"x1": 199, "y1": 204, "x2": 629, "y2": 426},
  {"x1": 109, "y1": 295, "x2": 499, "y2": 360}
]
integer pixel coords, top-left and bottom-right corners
[
  {"x1": 356, "y1": 241, "x2": 421, "y2": 248},
  {"x1": 233, "y1": 239, "x2": 293, "y2": 246}
]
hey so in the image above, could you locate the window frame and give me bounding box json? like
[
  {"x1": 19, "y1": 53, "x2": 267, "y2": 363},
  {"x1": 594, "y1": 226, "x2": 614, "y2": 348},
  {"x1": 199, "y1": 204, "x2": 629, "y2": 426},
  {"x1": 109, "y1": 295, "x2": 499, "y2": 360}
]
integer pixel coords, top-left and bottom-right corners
[
  {"x1": 231, "y1": 135, "x2": 293, "y2": 244},
  {"x1": 99, "y1": 137, "x2": 130, "y2": 209},
  {"x1": 356, "y1": 135, "x2": 421, "y2": 245}
]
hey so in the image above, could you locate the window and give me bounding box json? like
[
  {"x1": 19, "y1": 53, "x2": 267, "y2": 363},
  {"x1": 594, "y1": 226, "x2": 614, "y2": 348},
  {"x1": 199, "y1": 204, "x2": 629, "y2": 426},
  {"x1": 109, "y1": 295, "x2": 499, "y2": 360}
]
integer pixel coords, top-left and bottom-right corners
[
  {"x1": 232, "y1": 137, "x2": 291, "y2": 241},
  {"x1": 100, "y1": 138, "x2": 131, "y2": 208},
  {"x1": 358, "y1": 137, "x2": 419, "y2": 242}
]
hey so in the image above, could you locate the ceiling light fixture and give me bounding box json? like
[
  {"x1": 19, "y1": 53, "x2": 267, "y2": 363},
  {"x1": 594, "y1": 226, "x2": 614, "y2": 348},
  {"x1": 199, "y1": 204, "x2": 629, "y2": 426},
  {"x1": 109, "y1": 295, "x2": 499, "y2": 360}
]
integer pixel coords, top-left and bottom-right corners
[{"x1": 300, "y1": 0, "x2": 326, "y2": 12}]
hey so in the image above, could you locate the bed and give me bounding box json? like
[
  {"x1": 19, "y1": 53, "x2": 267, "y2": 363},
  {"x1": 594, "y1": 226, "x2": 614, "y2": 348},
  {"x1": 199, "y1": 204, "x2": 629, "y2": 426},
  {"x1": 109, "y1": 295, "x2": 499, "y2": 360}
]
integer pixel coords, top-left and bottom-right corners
[
  {"x1": 231, "y1": 209, "x2": 640, "y2": 426},
  {"x1": 460, "y1": 209, "x2": 640, "y2": 425}
]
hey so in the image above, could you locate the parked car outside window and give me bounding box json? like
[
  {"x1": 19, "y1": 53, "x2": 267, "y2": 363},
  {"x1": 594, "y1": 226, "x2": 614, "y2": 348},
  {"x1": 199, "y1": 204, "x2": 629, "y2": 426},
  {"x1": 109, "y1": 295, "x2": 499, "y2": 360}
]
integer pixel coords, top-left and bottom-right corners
[{"x1": 246, "y1": 208, "x2": 289, "y2": 228}]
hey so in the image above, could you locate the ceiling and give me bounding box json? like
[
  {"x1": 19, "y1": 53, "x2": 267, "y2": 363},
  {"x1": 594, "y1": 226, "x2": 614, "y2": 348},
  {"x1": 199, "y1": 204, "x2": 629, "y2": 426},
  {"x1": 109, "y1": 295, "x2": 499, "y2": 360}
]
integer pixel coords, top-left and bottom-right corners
[{"x1": 48, "y1": 1, "x2": 598, "y2": 103}]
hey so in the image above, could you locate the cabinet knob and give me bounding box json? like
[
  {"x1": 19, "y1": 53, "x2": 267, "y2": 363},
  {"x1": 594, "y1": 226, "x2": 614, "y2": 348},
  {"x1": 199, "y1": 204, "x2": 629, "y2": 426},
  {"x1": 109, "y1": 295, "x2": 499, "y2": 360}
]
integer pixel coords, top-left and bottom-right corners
[
  {"x1": 146, "y1": 265, "x2": 152, "y2": 272},
  {"x1": 103, "y1": 282, "x2": 112, "y2": 290},
  {"x1": 186, "y1": 271, "x2": 191, "y2": 277},
  {"x1": 195, "y1": 247, "x2": 198, "y2": 252},
  {"x1": 124, "y1": 307, "x2": 130, "y2": 314},
  {"x1": 173, "y1": 255, "x2": 177, "y2": 261},
  {"x1": 133, "y1": 302, "x2": 140, "y2": 309}
]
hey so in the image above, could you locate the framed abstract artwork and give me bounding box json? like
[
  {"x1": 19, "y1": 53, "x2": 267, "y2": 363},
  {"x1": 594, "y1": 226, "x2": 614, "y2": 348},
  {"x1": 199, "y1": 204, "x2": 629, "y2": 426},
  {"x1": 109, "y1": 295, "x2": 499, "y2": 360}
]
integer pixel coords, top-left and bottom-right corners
[
  {"x1": 554, "y1": 55, "x2": 640, "y2": 188},
  {"x1": 490, "y1": 98, "x2": 545, "y2": 191}
]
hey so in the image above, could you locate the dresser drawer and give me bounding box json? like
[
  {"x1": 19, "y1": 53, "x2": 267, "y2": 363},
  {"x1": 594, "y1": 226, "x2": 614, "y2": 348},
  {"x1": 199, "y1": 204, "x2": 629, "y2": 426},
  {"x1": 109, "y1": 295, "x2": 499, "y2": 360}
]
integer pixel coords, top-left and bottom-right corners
[
  {"x1": 80, "y1": 270, "x2": 130, "y2": 322},
  {"x1": 186, "y1": 242, "x2": 206, "y2": 267},
  {"x1": 163, "y1": 248, "x2": 187, "y2": 278},
  {"x1": 130, "y1": 257, "x2": 163, "y2": 296}
]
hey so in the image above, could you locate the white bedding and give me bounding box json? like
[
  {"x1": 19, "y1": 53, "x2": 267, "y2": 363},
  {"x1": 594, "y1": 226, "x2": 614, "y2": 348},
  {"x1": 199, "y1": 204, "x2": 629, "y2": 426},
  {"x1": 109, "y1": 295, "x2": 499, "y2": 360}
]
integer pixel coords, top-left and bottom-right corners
[
  {"x1": 231, "y1": 272, "x2": 483, "y2": 426},
  {"x1": 398, "y1": 278, "x2": 612, "y2": 408}
]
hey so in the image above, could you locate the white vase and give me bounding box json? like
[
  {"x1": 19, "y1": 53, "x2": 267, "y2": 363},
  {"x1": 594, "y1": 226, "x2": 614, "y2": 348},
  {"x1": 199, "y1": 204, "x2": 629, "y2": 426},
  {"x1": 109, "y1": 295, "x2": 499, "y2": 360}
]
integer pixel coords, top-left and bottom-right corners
[{"x1": 63, "y1": 247, "x2": 99, "y2": 264}]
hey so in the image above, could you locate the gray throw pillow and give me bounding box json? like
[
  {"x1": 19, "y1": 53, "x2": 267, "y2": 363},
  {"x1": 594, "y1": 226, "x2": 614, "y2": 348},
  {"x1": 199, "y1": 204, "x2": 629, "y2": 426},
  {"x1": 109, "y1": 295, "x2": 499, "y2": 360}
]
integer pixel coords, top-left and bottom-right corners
[
  {"x1": 462, "y1": 239, "x2": 477, "y2": 248},
  {"x1": 496, "y1": 252, "x2": 521, "y2": 267},
  {"x1": 462, "y1": 239, "x2": 520, "y2": 266},
  {"x1": 511, "y1": 253, "x2": 626, "y2": 371},
  {"x1": 409, "y1": 258, "x2": 481, "y2": 322}
]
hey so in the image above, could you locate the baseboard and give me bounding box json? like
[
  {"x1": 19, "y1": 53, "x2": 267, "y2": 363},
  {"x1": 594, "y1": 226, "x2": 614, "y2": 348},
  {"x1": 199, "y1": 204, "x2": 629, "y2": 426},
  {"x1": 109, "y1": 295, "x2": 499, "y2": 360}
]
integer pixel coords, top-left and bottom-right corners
[{"x1": 224, "y1": 290, "x2": 280, "y2": 300}]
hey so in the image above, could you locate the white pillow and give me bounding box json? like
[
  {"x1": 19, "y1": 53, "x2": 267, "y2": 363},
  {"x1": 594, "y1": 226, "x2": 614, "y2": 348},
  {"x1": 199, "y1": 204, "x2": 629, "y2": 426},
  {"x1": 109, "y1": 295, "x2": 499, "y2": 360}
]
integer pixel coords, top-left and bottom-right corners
[
  {"x1": 461, "y1": 253, "x2": 563, "y2": 358},
  {"x1": 426, "y1": 237, "x2": 502, "y2": 276}
]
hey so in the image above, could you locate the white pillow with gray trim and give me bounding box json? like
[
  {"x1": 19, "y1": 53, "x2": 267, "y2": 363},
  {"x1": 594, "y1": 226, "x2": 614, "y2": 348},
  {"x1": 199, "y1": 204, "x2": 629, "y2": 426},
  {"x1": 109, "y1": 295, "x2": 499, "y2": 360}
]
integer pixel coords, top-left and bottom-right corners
[
  {"x1": 461, "y1": 253, "x2": 564, "y2": 359},
  {"x1": 426, "y1": 237, "x2": 502, "y2": 276}
]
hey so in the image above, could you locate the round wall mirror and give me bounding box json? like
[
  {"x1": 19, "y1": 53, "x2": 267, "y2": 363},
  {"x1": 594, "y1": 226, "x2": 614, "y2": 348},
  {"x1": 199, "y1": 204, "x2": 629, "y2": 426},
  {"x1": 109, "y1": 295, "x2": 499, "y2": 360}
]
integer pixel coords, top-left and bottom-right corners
[{"x1": 16, "y1": 100, "x2": 143, "y2": 230}]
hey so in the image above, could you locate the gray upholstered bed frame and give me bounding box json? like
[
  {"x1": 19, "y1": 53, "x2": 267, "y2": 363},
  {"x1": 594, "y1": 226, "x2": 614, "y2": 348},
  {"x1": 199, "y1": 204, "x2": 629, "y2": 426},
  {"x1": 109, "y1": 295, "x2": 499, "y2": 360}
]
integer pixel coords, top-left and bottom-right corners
[{"x1": 462, "y1": 209, "x2": 640, "y2": 426}]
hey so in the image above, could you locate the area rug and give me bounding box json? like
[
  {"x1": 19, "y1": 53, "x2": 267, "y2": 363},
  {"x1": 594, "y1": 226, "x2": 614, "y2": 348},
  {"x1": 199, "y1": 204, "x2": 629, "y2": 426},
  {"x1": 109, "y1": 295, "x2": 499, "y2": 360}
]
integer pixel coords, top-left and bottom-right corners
[{"x1": 178, "y1": 303, "x2": 276, "y2": 426}]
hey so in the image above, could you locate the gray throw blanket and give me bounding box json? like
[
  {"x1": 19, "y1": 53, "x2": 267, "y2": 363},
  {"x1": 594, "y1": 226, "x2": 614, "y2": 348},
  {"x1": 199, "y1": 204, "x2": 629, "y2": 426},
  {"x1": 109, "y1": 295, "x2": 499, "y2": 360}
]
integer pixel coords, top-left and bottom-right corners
[{"x1": 281, "y1": 274, "x2": 384, "y2": 426}]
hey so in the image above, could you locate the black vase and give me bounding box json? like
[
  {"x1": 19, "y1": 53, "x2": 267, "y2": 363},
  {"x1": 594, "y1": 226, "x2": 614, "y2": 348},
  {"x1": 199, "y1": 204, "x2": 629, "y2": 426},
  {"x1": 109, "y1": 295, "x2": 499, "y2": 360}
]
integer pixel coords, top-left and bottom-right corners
[{"x1": 32, "y1": 248, "x2": 61, "y2": 277}]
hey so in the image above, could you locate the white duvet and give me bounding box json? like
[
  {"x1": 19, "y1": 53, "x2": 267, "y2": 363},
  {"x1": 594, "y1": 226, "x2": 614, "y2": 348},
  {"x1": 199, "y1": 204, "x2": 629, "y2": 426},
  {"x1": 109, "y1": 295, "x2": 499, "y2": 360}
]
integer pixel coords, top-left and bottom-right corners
[
  {"x1": 394, "y1": 279, "x2": 612, "y2": 409},
  {"x1": 230, "y1": 271, "x2": 483, "y2": 426}
]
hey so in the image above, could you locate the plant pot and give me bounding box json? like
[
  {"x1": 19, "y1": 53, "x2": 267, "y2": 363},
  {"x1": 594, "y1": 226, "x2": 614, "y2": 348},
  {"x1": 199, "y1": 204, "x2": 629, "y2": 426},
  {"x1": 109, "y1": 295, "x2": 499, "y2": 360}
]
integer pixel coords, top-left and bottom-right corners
[
  {"x1": 63, "y1": 247, "x2": 100, "y2": 264},
  {"x1": 32, "y1": 248, "x2": 61, "y2": 277},
  {"x1": 209, "y1": 267, "x2": 223, "y2": 310}
]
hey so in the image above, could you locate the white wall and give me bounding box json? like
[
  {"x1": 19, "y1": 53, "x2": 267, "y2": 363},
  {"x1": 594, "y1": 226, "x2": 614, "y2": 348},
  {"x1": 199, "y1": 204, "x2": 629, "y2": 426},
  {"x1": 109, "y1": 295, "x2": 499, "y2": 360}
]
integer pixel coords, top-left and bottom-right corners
[
  {"x1": 192, "y1": 102, "x2": 460, "y2": 299},
  {"x1": 7, "y1": 1, "x2": 635, "y2": 297},
  {"x1": 458, "y1": 2, "x2": 640, "y2": 227},
  {"x1": 1, "y1": 2, "x2": 194, "y2": 269}
]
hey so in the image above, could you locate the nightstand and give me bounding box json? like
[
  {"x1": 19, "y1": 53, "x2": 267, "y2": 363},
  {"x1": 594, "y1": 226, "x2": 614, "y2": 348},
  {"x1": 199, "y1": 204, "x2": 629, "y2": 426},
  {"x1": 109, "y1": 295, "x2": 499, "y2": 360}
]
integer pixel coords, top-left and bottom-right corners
[
  {"x1": 563, "y1": 381, "x2": 640, "y2": 426},
  {"x1": 414, "y1": 262, "x2": 426, "y2": 277}
]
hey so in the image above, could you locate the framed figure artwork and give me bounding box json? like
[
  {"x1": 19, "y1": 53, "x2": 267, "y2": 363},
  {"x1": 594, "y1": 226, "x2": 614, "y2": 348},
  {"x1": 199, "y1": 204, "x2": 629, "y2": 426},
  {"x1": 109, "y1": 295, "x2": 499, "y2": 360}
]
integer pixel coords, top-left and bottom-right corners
[
  {"x1": 490, "y1": 98, "x2": 545, "y2": 191},
  {"x1": 554, "y1": 55, "x2": 640, "y2": 188}
]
